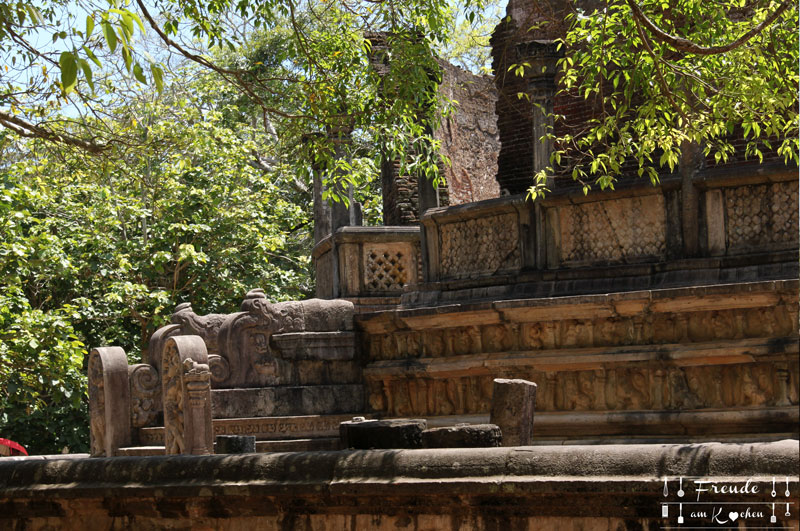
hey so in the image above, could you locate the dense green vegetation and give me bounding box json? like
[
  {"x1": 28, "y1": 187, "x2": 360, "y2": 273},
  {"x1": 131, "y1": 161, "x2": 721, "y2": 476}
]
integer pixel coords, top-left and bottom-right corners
[{"x1": 0, "y1": 81, "x2": 315, "y2": 452}]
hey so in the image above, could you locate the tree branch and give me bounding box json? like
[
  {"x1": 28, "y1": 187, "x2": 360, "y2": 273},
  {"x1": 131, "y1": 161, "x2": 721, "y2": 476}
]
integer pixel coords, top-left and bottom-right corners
[
  {"x1": 0, "y1": 110, "x2": 108, "y2": 153},
  {"x1": 627, "y1": 0, "x2": 791, "y2": 55}
]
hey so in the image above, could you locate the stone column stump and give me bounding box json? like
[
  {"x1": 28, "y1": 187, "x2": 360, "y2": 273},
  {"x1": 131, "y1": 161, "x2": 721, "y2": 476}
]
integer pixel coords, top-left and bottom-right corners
[{"x1": 489, "y1": 378, "x2": 537, "y2": 446}]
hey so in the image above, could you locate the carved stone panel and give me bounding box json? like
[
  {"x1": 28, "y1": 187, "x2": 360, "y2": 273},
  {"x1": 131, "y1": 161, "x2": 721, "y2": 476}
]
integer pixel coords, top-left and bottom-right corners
[
  {"x1": 439, "y1": 212, "x2": 520, "y2": 279},
  {"x1": 363, "y1": 243, "x2": 415, "y2": 292},
  {"x1": 170, "y1": 303, "x2": 228, "y2": 354},
  {"x1": 88, "y1": 347, "x2": 131, "y2": 457},
  {"x1": 128, "y1": 363, "x2": 161, "y2": 429},
  {"x1": 162, "y1": 335, "x2": 212, "y2": 455},
  {"x1": 557, "y1": 194, "x2": 666, "y2": 264},
  {"x1": 725, "y1": 181, "x2": 799, "y2": 250}
]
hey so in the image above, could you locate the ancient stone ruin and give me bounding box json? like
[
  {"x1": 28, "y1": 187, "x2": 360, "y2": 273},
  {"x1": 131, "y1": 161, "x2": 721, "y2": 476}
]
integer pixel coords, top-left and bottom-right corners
[
  {"x1": 81, "y1": 0, "x2": 798, "y2": 460},
  {"x1": 3, "y1": 0, "x2": 798, "y2": 528}
]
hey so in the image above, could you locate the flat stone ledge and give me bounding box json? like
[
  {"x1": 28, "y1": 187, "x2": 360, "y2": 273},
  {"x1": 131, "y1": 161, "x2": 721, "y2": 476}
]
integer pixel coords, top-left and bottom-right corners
[{"x1": 1, "y1": 440, "x2": 796, "y2": 496}]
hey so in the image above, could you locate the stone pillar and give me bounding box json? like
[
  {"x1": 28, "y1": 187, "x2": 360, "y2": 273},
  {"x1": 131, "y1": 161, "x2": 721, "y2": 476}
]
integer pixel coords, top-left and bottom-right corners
[
  {"x1": 490, "y1": 378, "x2": 537, "y2": 446},
  {"x1": 162, "y1": 335, "x2": 213, "y2": 455},
  {"x1": 88, "y1": 347, "x2": 132, "y2": 457}
]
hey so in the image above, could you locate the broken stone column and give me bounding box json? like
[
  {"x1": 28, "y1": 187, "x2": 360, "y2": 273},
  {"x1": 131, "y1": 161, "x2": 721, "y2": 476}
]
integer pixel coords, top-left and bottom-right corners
[
  {"x1": 88, "y1": 347, "x2": 132, "y2": 457},
  {"x1": 162, "y1": 335, "x2": 213, "y2": 455},
  {"x1": 340, "y1": 418, "x2": 427, "y2": 449},
  {"x1": 489, "y1": 378, "x2": 537, "y2": 446}
]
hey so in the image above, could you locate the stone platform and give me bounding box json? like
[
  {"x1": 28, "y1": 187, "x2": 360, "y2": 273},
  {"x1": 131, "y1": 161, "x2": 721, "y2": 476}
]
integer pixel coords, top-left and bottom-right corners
[
  {"x1": 2, "y1": 441, "x2": 797, "y2": 529},
  {"x1": 358, "y1": 279, "x2": 799, "y2": 441}
]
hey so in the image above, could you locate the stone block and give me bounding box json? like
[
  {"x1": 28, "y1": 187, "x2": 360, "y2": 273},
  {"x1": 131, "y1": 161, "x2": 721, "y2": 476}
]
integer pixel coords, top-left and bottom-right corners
[
  {"x1": 215, "y1": 435, "x2": 256, "y2": 454},
  {"x1": 490, "y1": 378, "x2": 537, "y2": 446},
  {"x1": 421, "y1": 424, "x2": 502, "y2": 448},
  {"x1": 340, "y1": 418, "x2": 427, "y2": 449}
]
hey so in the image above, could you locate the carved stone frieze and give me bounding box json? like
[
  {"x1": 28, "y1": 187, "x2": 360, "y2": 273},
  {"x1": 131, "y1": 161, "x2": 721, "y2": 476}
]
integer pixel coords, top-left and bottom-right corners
[
  {"x1": 557, "y1": 194, "x2": 666, "y2": 264},
  {"x1": 725, "y1": 180, "x2": 799, "y2": 250},
  {"x1": 366, "y1": 303, "x2": 798, "y2": 360},
  {"x1": 439, "y1": 212, "x2": 520, "y2": 279},
  {"x1": 367, "y1": 361, "x2": 799, "y2": 417}
]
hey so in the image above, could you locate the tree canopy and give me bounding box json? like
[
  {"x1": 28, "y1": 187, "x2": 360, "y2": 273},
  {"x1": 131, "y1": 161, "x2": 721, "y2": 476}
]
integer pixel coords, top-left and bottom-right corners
[{"x1": 533, "y1": 0, "x2": 798, "y2": 194}]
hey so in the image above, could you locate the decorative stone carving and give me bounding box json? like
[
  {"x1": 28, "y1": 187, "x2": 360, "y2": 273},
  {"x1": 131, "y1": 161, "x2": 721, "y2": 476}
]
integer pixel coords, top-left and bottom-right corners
[
  {"x1": 557, "y1": 195, "x2": 666, "y2": 264},
  {"x1": 88, "y1": 347, "x2": 131, "y2": 457},
  {"x1": 363, "y1": 245, "x2": 411, "y2": 292},
  {"x1": 439, "y1": 212, "x2": 520, "y2": 279},
  {"x1": 208, "y1": 354, "x2": 231, "y2": 384},
  {"x1": 171, "y1": 302, "x2": 228, "y2": 354},
  {"x1": 215, "y1": 289, "x2": 354, "y2": 388},
  {"x1": 146, "y1": 323, "x2": 180, "y2": 375},
  {"x1": 162, "y1": 335, "x2": 213, "y2": 455},
  {"x1": 128, "y1": 363, "x2": 161, "y2": 428},
  {"x1": 725, "y1": 181, "x2": 799, "y2": 250}
]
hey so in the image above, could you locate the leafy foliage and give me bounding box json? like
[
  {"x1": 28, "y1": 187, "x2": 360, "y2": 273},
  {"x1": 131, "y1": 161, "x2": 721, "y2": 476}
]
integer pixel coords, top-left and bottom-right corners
[
  {"x1": 530, "y1": 0, "x2": 798, "y2": 196},
  {"x1": 0, "y1": 77, "x2": 312, "y2": 453}
]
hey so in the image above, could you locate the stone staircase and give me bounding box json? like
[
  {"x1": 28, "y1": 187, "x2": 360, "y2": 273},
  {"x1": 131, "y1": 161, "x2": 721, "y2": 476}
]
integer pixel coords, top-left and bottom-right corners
[{"x1": 117, "y1": 413, "x2": 358, "y2": 456}]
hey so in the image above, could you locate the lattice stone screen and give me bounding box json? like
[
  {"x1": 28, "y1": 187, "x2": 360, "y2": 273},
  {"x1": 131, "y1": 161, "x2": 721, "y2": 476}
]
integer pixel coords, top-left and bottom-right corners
[
  {"x1": 725, "y1": 181, "x2": 798, "y2": 250},
  {"x1": 556, "y1": 194, "x2": 667, "y2": 265}
]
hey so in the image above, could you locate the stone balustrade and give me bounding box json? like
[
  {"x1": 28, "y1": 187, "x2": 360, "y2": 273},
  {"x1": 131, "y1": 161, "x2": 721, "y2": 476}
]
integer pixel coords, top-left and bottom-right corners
[
  {"x1": 313, "y1": 226, "x2": 421, "y2": 308},
  {"x1": 413, "y1": 165, "x2": 798, "y2": 304}
]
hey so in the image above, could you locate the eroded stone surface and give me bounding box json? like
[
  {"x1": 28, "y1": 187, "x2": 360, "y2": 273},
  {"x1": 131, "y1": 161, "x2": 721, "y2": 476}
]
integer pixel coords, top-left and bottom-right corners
[
  {"x1": 1, "y1": 441, "x2": 797, "y2": 529},
  {"x1": 215, "y1": 435, "x2": 256, "y2": 454},
  {"x1": 490, "y1": 378, "x2": 537, "y2": 446},
  {"x1": 421, "y1": 423, "x2": 502, "y2": 448},
  {"x1": 88, "y1": 347, "x2": 131, "y2": 457}
]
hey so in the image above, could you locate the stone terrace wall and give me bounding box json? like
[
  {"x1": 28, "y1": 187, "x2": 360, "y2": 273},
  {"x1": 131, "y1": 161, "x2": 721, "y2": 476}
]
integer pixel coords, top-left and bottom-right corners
[
  {"x1": 436, "y1": 62, "x2": 500, "y2": 205},
  {"x1": 359, "y1": 279, "x2": 799, "y2": 441},
  {"x1": 2, "y1": 441, "x2": 797, "y2": 529}
]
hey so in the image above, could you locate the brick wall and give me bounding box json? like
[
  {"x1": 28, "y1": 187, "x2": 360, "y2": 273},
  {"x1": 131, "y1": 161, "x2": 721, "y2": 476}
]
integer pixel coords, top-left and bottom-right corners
[{"x1": 436, "y1": 62, "x2": 501, "y2": 205}]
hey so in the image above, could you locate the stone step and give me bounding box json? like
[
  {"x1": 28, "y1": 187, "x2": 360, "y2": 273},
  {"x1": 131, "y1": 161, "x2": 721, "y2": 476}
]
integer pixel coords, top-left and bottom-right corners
[
  {"x1": 424, "y1": 406, "x2": 800, "y2": 439},
  {"x1": 116, "y1": 446, "x2": 165, "y2": 457},
  {"x1": 255, "y1": 437, "x2": 339, "y2": 452},
  {"x1": 118, "y1": 437, "x2": 341, "y2": 456},
  {"x1": 138, "y1": 413, "x2": 367, "y2": 446},
  {"x1": 212, "y1": 384, "x2": 364, "y2": 418}
]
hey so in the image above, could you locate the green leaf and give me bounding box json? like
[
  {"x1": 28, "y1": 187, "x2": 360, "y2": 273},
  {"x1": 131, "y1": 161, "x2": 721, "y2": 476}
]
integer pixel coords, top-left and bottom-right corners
[
  {"x1": 122, "y1": 47, "x2": 132, "y2": 71},
  {"x1": 102, "y1": 22, "x2": 118, "y2": 53},
  {"x1": 86, "y1": 15, "x2": 94, "y2": 38},
  {"x1": 26, "y1": 5, "x2": 44, "y2": 25},
  {"x1": 151, "y1": 64, "x2": 164, "y2": 93},
  {"x1": 59, "y1": 52, "x2": 78, "y2": 94},
  {"x1": 78, "y1": 59, "x2": 94, "y2": 93},
  {"x1": 133, "y1": 63, "x2": 147, "y2": 84},
  {"x1": 83, "y1": 46, "x2": 102, "y2": 68}
]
